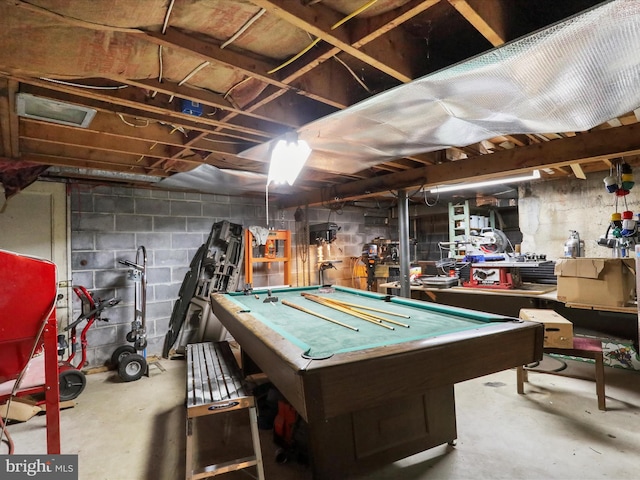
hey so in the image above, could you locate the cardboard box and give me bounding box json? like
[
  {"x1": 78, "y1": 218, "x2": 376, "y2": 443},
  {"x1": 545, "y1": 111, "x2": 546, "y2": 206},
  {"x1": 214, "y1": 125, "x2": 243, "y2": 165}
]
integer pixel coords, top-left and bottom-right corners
[
  {"x1": 519, "y1": 309, "x2": 573, "y2": 349},
  {"x1": 554, "y1": 258, "x2": 636, "y2": 308}
]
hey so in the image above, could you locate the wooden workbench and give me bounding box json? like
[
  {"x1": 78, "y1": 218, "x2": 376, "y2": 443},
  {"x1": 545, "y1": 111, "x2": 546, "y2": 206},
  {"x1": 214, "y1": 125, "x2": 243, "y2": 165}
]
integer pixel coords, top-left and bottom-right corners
[{"x1": 378, "y1": 281, "x2": 639, "y2": 350}]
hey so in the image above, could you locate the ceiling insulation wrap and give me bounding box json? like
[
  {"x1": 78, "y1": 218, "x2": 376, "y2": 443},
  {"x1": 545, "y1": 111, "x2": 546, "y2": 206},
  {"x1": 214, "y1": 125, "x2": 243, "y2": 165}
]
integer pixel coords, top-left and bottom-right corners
[
  {"x1": 158, "y1": 164, "x2": 267, "y2": 195},
  {"x1": 240, "y1": 0, "x2": 640, "y2": 175}
]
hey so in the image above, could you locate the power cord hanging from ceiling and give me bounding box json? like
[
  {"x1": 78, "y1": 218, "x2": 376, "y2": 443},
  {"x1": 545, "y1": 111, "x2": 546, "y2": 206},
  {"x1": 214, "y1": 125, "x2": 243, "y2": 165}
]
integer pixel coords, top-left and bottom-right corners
[
  {"x1": 321, "y1": 185, "x2": 345, "y2": 213},
  {"x1": 294, "y1": 206, "x2": 309, "y2": 286},
  {"x1": 424, "y1": 187, "x2": 439, "y2": 207}
]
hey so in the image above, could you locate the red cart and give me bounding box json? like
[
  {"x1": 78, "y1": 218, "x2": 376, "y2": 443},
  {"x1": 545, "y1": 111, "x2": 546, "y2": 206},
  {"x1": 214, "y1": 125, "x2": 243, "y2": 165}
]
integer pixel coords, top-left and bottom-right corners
[{"x1": 0, "y1": 249, "x2": 61, "y2": 454}]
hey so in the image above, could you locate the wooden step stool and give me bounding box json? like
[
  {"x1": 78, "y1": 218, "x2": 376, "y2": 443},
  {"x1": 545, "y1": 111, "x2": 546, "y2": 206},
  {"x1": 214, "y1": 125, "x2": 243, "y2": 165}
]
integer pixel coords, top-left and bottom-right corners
[{"x1": 186, "y1": 341, "x2": 265, "y2": 480}]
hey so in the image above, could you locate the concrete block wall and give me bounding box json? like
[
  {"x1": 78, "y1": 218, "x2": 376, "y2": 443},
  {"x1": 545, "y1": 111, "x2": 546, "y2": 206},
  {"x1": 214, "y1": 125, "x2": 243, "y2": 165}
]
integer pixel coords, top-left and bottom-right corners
[
  {"x1": 70, "y1": 184, "x2": 389, "y2": 367},
  {"x1": 519, "y1": 171, "x2": 640, "y2": 259},
  {"x1": 70, "y1": 185, "x2": 268, "y2": 367}
]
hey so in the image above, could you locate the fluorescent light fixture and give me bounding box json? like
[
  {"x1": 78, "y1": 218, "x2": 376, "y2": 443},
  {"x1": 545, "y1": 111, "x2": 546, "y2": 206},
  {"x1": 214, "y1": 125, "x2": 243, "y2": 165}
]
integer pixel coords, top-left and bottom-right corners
[
  {"x1": 267, "y1": 135, "x2": 311, "y2": 185},
  {"x1": 430, "y1": 170, "x2": 540, "y2": 193},
  {"x1": 16, "y1": 93, "x2": 96, "y2": 128}
]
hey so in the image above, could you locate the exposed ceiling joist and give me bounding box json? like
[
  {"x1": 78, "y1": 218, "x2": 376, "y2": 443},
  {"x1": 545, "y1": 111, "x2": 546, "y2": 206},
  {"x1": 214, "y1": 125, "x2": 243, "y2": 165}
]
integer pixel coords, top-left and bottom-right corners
[
  {"x1": 448, "y1": 0, "x2": 506, "y2": 46},
  {"x1": 2, "y1": 0, "x2": 635, "y2": 204}
]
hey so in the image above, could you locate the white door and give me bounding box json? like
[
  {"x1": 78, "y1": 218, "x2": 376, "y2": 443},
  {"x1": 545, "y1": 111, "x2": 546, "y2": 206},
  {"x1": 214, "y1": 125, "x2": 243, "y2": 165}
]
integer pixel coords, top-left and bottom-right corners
[{"x1": 0, "y1": 181, "x2": 71, "y2": 327}]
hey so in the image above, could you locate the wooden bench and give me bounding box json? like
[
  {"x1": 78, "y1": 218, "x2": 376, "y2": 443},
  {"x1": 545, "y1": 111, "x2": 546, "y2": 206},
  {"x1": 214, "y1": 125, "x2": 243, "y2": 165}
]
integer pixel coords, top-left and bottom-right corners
[
  {"x1": 517, "y1": 337, "x2": 606, "y2": 411},
  {"x1": 186, "y1": 341, "x2": 265, "y2": 480}
]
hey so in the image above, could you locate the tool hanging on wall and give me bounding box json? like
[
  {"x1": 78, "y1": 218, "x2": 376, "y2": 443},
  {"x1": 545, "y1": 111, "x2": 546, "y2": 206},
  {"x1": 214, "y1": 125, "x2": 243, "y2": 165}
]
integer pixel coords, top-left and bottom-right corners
[
  {"x1": 361, "y1": 243, "x2": 379, "y2": 291},
  {"x1": 599, "y1": 160, "x2": 638, "y2": 257}
]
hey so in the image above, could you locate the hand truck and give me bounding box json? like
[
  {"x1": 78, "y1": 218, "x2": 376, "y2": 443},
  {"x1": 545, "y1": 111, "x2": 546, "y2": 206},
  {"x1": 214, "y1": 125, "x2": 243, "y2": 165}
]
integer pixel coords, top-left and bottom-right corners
[
  {"x1": 58, "y1": 286, "x2": 120, "y2": 400},
  {"x1": 111, "y1": 245, "x2": 148, "y2": 382}
]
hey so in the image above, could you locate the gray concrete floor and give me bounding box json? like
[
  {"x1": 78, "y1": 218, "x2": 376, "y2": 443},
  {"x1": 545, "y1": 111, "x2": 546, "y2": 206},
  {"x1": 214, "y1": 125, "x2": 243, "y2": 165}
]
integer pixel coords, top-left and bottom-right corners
[{"x1": 4, "y1": 354, "x2": 640, "y2": 480}]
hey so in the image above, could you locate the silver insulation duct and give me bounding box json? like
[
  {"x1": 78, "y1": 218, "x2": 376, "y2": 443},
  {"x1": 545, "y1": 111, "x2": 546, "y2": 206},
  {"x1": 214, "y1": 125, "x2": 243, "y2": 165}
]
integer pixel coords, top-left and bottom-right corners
[
  {"x1": 240, "y1": 0, "x2": 640, "y2": 175},
  {"x1": 158, "y1": 165, "x2": 267, "y2": 194}
]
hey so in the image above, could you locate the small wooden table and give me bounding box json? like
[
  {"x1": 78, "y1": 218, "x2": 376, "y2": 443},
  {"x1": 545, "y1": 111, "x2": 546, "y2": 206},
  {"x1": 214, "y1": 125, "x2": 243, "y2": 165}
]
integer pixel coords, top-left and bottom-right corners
[{"x1": 517, "y1": 336, "x2": 606, "y2": 411}]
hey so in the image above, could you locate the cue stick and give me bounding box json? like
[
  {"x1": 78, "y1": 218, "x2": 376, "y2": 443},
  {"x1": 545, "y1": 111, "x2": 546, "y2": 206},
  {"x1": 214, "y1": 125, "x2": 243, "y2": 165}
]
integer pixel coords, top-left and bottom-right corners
[
  {"x1": 281, "y1": 300, "x2": 359, "y2": 331},
  {"x1": 315, "y1": 296, "x2": 411, "y2": 319},
  {"x1": 313, "y1": 295, "x2": 410, "y2": 327},
  {"x1": 302, "y1": 293, "x2": 408, "y2": 327},
  {"x1": 324, "y1": 301, "x2": 410, "y2": 328},
  {"x1": 301, "y1": 294, "x2": 395, "y2": 330}
]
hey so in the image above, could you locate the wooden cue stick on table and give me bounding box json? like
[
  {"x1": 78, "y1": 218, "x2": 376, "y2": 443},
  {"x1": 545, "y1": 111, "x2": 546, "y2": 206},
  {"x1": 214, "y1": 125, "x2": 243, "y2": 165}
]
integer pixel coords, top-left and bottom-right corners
[
  {"x1": 281, "y1": 300, "x2": 359, "y2": 331},
  {"x1": 335, "y1": 304, "x2": 410, "y2": 328},
  {"x1": 301, "y1": 293, "x2": 395, "y2": 330},
  {"x1": 314, "y1": 296, "x2": 410, "y2": 328},
  {"x1": 319, "y1": 297, "x2": 411, "y2": 319}
]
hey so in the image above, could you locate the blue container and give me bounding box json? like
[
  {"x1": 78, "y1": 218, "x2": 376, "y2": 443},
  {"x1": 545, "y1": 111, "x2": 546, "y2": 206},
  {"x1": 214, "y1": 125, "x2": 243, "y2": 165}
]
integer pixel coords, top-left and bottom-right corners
[{"x1": 181, "y1": 100, "x2": 203, "y2": 116}]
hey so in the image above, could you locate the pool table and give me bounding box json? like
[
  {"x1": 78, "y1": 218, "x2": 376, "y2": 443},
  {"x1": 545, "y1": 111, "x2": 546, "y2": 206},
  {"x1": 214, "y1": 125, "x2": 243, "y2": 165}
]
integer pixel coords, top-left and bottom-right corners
[{"x1": 210, "y1": 285, "x2": 543, "y2": 479}]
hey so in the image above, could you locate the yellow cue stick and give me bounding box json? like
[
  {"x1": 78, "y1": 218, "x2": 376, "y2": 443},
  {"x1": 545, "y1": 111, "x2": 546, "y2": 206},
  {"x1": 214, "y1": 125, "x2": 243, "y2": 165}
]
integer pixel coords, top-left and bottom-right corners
[
  {"x1": 319, "y1": 297, "x2": 411, "y2": 319},
  {"x1": 301, "y1": 294, "x2": 395, "y2": 330},
  {"x1": 302, "y1": 293, "x2": 410, "y2": 327},
  {"x1": 281, "y1": 300, "x2": 359, "y2": 332},
  {"x1": 325, "y1": 301, "x2": 410, "y2": 328}
]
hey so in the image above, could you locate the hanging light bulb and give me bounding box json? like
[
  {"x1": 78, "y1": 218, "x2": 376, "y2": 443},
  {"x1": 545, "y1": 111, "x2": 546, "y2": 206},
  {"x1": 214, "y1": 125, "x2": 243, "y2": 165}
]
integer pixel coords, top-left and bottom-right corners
[
  {"x1": 267, "y1": 133, "x2": 311, "y2": 186},
  {"x1": 265, "y1": 132, "x2": 312, "y2": 227}
]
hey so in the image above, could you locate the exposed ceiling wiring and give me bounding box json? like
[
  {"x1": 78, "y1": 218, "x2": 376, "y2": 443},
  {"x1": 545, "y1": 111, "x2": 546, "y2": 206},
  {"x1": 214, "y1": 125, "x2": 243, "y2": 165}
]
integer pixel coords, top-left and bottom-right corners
[
  {"x1": 41, "y1": 77, "x2": 128, "y2": 90},
  {"x1": 332, "y1": 56, "x2": 371, "y2": 93},
  {"x1": 118, "y1": 113, "x2": 149, "y2": 127},
  {"x1": 223, "y1": 76, "x2": 252, "y2": 109},
  {"x1": 151, "y1": 45, "x2": 163, "y2": 98},
  {"x1": 168, "y1": 61, "x2": 211, "y2": 102},
  {"x1": 331, "y1": 0, "x2": 378, "y2": 30},
  {"x1": 224, "y1": 76, "x2": 252, "y2": 98},
  {"x1": 178, "y1": 62, "x2": 210, "y2": 86},
  {"x1": 268, "y1": 0, "x2": 379, "y2": 75},
  {"x1": 268, "y1": 38, "x2": 321, "y2": 74},
  {"x1": 161, "y1": 0, "x2": 175, "y2": 34},
  {"x1": 152, "y1": 0, "x2": 174, "y2": 99},
  {"x1": 221, "y1": 8, "x2": 266, "y2": 49},
  {"x1": 423, "y1": 188, "x2": 439, "y2": 207}
]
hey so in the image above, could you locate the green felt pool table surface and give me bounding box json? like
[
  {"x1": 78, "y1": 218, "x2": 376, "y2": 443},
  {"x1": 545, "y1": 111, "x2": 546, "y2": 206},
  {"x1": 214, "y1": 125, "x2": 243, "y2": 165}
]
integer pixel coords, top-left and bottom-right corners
[{"x1": 225, "y1": 285, "x2": 518, "y2": 359}]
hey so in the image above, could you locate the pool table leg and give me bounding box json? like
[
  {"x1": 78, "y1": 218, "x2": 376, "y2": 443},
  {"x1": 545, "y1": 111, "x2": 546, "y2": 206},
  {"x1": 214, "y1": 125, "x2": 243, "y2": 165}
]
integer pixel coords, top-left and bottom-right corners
[{"x1": 516, "y1": 365, "x2": 528, "y2": 394}]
